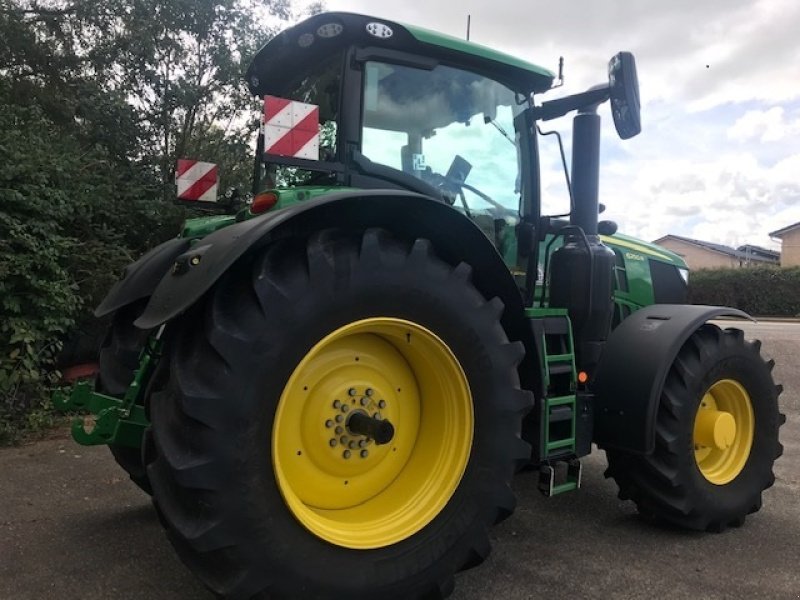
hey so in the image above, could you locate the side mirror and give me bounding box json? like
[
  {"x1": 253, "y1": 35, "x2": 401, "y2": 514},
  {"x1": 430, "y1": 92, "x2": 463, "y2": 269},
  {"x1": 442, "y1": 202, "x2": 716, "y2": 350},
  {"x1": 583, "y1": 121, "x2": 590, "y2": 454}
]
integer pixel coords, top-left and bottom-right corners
[{"x1": 608, "y1": 52, "x2": 641, "y2": 139}]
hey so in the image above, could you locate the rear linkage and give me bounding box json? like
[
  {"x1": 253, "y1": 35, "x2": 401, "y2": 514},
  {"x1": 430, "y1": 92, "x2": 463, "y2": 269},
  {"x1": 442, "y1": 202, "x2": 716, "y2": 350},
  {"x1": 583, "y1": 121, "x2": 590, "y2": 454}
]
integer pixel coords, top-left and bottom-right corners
[{"x1": 52, "y1": 327, "x2": 162, "y2": 448}]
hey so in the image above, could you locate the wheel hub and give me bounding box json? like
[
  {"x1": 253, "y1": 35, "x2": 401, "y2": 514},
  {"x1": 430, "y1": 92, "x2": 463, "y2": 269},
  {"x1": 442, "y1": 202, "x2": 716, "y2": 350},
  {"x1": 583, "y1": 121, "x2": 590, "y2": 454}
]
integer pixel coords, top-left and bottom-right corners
[
  {"x1": 324, "y1": 388, "x2": 394, "y2": 460},
  {"x1": 693, "y1": 379, "x2": 754, "y2": 485},
  {"x1": 272, "y1": 318, "x2": 473, "y2": 549},
  {"x1": 694, "y1": 409, "x2": 736, "y2": 450}
]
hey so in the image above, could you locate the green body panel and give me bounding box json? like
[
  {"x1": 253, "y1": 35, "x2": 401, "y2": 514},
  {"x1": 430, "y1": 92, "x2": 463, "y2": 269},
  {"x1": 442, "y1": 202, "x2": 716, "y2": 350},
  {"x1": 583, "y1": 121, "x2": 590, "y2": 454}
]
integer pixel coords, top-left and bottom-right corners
[
  {"x1": 533, "y1": 232, "x2": 688, "y2": 312},
  {"x1": 269, "y1": 186, "x2": 355, "y2": 211},
  {"x1": 403, "y1": 23, "x2": 554, "y2": 81},
  {"x1": 181, "y1": 215, "x2": 237, "y2": 239},
  {"x1": 180, "y1": 187, "x2": 351, "y2": 240}
]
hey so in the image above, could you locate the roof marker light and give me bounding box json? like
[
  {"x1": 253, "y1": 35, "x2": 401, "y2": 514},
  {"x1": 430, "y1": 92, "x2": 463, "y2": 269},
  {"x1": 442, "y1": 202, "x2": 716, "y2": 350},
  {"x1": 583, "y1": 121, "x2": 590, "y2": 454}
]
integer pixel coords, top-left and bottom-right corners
[
  {"x1": 298, "y1": 32, "x2": 315, "y2": 48},
  {"x1": 317, "y1": 23, "x2": 343, "y2": 38},
  {"x1": 366, "y1": 22, "x2": 393, "y2": 39}
]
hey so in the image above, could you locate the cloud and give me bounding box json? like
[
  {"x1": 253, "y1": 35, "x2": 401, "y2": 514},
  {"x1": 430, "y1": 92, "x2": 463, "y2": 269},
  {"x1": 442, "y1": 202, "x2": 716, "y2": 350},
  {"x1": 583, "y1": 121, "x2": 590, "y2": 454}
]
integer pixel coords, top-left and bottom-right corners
[{"x1": 728, "y1": 107, "x2": 800, "y2": 143}]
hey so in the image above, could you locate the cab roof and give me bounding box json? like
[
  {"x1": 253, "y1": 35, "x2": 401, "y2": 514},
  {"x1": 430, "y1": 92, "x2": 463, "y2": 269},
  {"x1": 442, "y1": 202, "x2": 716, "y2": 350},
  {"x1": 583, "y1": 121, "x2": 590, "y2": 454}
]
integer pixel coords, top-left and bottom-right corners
[{"x1": 246, "y1": 12, "x2": 555, "y2": 97}]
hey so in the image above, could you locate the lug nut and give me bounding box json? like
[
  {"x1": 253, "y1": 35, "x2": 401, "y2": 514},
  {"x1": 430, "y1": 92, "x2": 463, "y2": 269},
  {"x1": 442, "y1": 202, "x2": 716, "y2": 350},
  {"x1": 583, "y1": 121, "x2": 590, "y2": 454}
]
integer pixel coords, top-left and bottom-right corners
[
  {"x1": 372, "y1": 412, "x2": 379, "y2": 419},
  {"x1": 335, "y1": 426, "x2": 343, "y2": 434},
  {"x1": 341, "y1": 404, "x2": 349, "y2": 413},
  {"x1": 335, "y1": 415, "x2": 343, "y2": 423},
  {"x1": 360, "y1": 450, "x2": 369, "y2": 458},
  {"x1": 359, "y1": 440, "x2": 367, "y2": 448},
  {"x1": 340, "y1": 436, "x2": 348, "y2": 444},
  {"x1": 349, "y1": 441, "x2": 356, "y2": 449},
  {"x1": 333, "y1": 399, "x2": 341, "y2": 409},
  {"x1": 366, "y1": 388, "x2": 374, "y2": 396},
  {"x1": 343, "y1": 450, "x2": 351, "y2": 459},
  {"x1": 360, "y1": 397, "x2": 368, "y2": 406},
  {"x1": 329, "y1": 439, "x2": 337, "y2": 447},
  {"x1": 348, "y1": 388, "x2": 357, "y2": 396},
  {"x1": 378, "y1": 400, "x2": 386, "y2": 409},
  {"x1": 325, "y1": 420, "x2": 333, "y2": 428}
]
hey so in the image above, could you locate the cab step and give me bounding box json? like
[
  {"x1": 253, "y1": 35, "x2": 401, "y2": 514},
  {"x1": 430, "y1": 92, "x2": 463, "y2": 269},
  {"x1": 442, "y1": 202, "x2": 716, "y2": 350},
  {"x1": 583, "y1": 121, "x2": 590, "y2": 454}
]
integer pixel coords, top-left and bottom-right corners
[{"x1": 538, "y1": 459, "x2": 582, "y2": 497}]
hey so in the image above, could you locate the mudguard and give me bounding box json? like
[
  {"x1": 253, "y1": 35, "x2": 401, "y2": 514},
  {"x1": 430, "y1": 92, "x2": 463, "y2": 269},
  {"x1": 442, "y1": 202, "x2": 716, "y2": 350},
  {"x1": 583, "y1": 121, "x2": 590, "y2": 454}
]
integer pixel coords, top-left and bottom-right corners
[
  {"x1": 134, "y1": 192, "x2": 529, "y2": 357},
  {"x1": 95, "y1": 237, "x2": 191, "y2": 318},
  {"x1": 592, "y1": 304, "x2": 752, "y2": 454}
]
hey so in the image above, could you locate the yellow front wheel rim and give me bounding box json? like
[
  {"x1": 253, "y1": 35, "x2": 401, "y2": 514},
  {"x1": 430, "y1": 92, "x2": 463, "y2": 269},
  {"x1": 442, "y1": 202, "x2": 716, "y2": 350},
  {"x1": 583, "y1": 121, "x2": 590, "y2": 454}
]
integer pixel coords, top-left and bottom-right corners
[
  {"x1": 693, "y1": 379, "x2": 754, "y2": 485},
  {"x1": 272, "y1": 318, "x2": 473, "y2": 549}
]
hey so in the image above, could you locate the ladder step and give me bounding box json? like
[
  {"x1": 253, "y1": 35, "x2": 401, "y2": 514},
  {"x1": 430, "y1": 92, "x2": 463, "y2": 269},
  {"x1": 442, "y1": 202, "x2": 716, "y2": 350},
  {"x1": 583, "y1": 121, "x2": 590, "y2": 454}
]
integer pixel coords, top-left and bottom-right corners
[
  {"x1": 546, "y1": 395, "x2": 576, "y2": 407},
  {"x1": 546, "y1": 353, "x2": 573, "y2": 363},
  {"x1": 548, "y1": 363, "x2": 573, "y2": 376},
  {"x1": 546, "y1": 438, "x2": 575, "y2": 451},
  {"x1": 538, "y1": 459, "x2": 582, "y2": 497},
  {"x1": 542, "y1": 316, "x2": 569, "y2": 335},
  {"x1": 548, "y1": 405, "x2": 573, "y2": 423}
]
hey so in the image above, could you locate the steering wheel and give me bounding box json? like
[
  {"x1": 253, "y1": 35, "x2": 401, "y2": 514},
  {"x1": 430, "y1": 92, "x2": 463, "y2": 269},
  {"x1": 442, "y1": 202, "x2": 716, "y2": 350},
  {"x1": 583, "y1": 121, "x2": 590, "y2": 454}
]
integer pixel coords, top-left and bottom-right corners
[{"x1": 431, "y1": 172, "x2": 516, "y2": 219}]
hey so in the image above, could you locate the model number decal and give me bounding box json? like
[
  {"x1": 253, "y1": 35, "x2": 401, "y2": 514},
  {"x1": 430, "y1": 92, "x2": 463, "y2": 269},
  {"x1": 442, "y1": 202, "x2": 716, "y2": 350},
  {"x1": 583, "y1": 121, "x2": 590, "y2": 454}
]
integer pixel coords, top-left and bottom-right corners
[{"x1": 625, "y1": 252, "x2": 645, "y2": 262}]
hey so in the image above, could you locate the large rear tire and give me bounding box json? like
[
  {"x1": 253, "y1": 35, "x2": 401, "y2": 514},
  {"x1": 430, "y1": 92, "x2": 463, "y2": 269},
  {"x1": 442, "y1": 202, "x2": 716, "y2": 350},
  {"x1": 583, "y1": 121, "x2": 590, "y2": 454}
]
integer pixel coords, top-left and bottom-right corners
[
  {"x1": 605, "y1": 324, "x2": 784, "y2": 531},
  {"x1": 97, "y1": 301, "x2": 153, "y2": 495},
  {"x1": 147, "y1": 229, "x2": 532, "y2": 598}
]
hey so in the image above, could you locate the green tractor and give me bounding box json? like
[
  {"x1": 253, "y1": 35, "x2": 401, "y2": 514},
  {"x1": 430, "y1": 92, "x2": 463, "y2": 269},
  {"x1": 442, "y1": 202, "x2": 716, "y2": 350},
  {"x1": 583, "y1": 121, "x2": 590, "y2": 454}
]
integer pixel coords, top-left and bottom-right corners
[{"x1": 55, "y1": 12, "x2": 784, "y2": 599}]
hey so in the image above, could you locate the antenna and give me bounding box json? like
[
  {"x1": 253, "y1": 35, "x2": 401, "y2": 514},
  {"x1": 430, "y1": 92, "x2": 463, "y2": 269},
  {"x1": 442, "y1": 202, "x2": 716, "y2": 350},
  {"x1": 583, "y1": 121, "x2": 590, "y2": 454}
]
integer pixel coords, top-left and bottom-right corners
[
  {"x1": 551, "y1": 56, "x2": 565, "y2": 89},
  {"x1": 466, "y1": 15, "x2": 471, "y2": 40}
]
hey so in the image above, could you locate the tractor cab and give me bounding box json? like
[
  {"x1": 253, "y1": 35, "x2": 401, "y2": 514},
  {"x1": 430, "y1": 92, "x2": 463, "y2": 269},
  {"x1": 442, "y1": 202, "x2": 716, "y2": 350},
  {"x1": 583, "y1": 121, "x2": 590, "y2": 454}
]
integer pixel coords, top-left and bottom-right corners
[{"x1": 246, "y1": 12, "x2": 554, "y2": 252}]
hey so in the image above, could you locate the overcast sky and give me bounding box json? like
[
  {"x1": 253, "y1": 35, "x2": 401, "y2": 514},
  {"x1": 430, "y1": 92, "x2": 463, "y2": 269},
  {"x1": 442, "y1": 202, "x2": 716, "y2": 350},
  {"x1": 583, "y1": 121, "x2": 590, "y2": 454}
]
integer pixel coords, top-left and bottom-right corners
[{"x1": 306, "y1": 0, "x2": 800, "y2": 249}]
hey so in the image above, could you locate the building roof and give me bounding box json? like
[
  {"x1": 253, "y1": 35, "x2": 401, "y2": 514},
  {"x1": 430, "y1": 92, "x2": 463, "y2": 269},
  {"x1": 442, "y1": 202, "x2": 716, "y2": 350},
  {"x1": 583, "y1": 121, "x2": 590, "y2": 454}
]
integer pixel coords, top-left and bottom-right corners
[
  {"x1": 653, "y1": 235, "x2": 779, "y2": 264},
  {"x1": 769, "y1": 221, "x2": 800, "y2": 238},
  {"x1": 736, "y1": 244, "x2": 781, "y2": 260}
]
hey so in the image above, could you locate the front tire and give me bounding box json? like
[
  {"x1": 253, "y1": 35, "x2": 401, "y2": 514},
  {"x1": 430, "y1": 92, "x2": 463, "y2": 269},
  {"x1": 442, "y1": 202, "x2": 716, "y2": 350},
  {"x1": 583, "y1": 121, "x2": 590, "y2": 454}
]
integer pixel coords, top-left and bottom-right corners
[
  {"x1": 147, "y1": 229, "x2": 532, "y2": 598},
  {"x1": 605, "y1": 324, "x2": 784, "y2": 531}
]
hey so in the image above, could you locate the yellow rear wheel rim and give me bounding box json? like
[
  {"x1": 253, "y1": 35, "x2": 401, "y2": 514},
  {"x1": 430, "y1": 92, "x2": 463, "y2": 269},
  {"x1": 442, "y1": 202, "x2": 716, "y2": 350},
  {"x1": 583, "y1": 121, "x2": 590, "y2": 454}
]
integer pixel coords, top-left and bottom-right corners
[
  {"x1": 272, "y1": 318, "x2": 473, "y2": 549},
  {"x1": 693, "y1": 379, "x2": 754, "y2": 485}
]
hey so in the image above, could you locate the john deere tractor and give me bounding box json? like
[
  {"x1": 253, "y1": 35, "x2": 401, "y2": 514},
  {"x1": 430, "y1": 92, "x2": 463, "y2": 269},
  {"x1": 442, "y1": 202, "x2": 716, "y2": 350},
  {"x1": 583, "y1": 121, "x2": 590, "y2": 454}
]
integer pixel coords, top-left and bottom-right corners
[{"x1": 55, "y1": 12, "x2": 784, "y2": 599}]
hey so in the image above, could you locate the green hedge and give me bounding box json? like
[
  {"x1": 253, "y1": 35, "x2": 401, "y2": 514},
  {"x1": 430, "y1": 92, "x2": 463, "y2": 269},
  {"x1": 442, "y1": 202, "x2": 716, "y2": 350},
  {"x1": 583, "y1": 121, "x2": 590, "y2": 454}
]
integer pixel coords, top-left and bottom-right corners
[{"x1": 688, "y1": 267, "x2": 800, "y2": 317}]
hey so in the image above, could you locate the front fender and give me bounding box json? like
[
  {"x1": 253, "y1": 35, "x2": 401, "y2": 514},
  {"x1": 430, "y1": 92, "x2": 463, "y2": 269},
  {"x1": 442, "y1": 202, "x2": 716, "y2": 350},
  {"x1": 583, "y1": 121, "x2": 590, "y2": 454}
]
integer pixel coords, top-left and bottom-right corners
[{"x1": 592, "y1": 304, "x2": 752, "y2": 454}]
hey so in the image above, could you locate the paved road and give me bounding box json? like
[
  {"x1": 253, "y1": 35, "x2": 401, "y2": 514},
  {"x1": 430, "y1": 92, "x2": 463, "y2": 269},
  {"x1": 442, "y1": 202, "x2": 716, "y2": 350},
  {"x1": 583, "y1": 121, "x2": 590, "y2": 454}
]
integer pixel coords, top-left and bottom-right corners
[{"x1": 1, "y1": 321, "x2": 798, "y2": 599}]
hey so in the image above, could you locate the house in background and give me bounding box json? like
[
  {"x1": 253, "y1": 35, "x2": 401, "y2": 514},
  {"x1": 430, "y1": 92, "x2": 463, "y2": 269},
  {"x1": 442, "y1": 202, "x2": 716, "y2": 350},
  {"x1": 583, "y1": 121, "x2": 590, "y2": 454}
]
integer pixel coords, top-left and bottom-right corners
[
  {"x1": 769, "y1": 221, "x2": 800, "y2": 267},
  {"x1": 653, "y1": 235, "x2": 780, "y2": 270}
]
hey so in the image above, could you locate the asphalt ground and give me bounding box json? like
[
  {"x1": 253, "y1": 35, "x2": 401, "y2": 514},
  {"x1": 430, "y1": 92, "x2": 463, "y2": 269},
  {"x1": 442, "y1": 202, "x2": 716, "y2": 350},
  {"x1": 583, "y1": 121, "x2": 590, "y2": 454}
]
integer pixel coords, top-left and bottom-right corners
[{"x1": 1, "y1": 320, "x2": 798, "y2": 599}]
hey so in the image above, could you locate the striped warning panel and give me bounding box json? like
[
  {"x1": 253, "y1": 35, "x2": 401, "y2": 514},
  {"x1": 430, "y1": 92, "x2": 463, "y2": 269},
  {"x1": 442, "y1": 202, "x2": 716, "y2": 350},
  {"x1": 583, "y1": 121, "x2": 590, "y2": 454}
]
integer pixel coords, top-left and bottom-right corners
[
  {"x1": 176, "y1": 159, "x2": 218, "y2": 202},
  {"x1": 263, "y1": 95, "x2": 320, "y2": 160}
]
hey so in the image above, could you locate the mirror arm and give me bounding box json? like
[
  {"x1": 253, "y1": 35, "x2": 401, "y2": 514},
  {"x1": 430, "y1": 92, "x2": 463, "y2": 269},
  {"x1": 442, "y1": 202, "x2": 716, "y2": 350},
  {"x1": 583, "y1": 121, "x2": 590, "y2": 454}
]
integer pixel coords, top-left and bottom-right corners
[{"x1": 532, "y1": 85, "x2": 610, "y2": 122}]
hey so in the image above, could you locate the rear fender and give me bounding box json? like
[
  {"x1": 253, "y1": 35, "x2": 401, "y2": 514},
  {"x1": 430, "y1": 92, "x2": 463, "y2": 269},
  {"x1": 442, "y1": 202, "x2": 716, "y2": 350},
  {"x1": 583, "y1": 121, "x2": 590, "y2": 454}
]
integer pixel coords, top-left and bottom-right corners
[
  {"x1": 592, "y1": 304, "x2": 752, "y2": 454},
  {"x1": 133, "y1": 192, "x2": 534, "y2": 378},
  {"x1": 95, "y1": 237, "x2": 191, "y2": 318}
]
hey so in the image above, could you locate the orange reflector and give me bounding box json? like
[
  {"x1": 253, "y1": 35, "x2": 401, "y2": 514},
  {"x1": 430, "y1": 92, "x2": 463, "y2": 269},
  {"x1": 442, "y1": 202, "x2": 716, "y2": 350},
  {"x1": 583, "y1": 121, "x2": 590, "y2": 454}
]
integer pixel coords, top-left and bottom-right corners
[
  {"x1": 251, "y1": 192, "x2": 278, "y2": 214},
  {"x1": 577, "y1": 371, "x2": 589, "y2": 384}
]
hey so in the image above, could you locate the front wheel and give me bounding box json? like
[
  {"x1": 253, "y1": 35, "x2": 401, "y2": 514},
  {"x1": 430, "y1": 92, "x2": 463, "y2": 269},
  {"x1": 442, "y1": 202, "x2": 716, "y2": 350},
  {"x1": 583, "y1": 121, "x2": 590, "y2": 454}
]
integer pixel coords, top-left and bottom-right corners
[
  {"x1": 147, "y1": 229, "x2": 532, "y2": 598},
  {"x1": 606, "y1": 324, "x2": 784, "y2": 531}
]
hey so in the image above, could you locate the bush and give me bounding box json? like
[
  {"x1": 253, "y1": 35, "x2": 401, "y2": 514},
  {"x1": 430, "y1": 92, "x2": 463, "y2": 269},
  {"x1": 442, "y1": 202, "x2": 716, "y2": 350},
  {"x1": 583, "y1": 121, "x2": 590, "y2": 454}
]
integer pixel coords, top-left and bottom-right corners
[
  {"x1": 0, "y1": 96, "x2": 181, "y2": 444},
  {"x1": 688, "y1": 267, "x2": 800, "y2": 317}
]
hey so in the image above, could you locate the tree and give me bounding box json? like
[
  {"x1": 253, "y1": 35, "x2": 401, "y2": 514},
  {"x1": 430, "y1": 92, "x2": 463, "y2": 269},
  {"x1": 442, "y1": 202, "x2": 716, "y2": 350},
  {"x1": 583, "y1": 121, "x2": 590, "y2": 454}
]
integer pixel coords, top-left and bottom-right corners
[{"x1": 0, "y1": 0, "x2": 306, "y2": 440}]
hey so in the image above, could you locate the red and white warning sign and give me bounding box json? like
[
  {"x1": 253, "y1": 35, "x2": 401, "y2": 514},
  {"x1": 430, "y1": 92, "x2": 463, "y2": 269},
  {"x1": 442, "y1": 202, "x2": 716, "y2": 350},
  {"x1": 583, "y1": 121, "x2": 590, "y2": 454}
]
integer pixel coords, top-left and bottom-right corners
[
  {"x1": 176, "y1": 159, "x2": 218, "y2": 203},
  {"x1": 263, "y1": 95, "x2": 320, "y2": 160}
]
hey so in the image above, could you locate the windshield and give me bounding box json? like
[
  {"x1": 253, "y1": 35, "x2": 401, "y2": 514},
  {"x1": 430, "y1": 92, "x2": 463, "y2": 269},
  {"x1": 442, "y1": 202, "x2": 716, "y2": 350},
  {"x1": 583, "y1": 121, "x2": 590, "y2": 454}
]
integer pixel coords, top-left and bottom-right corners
[{"x1": 361, "y1": 61, "x2": 526, "y2": 215}]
